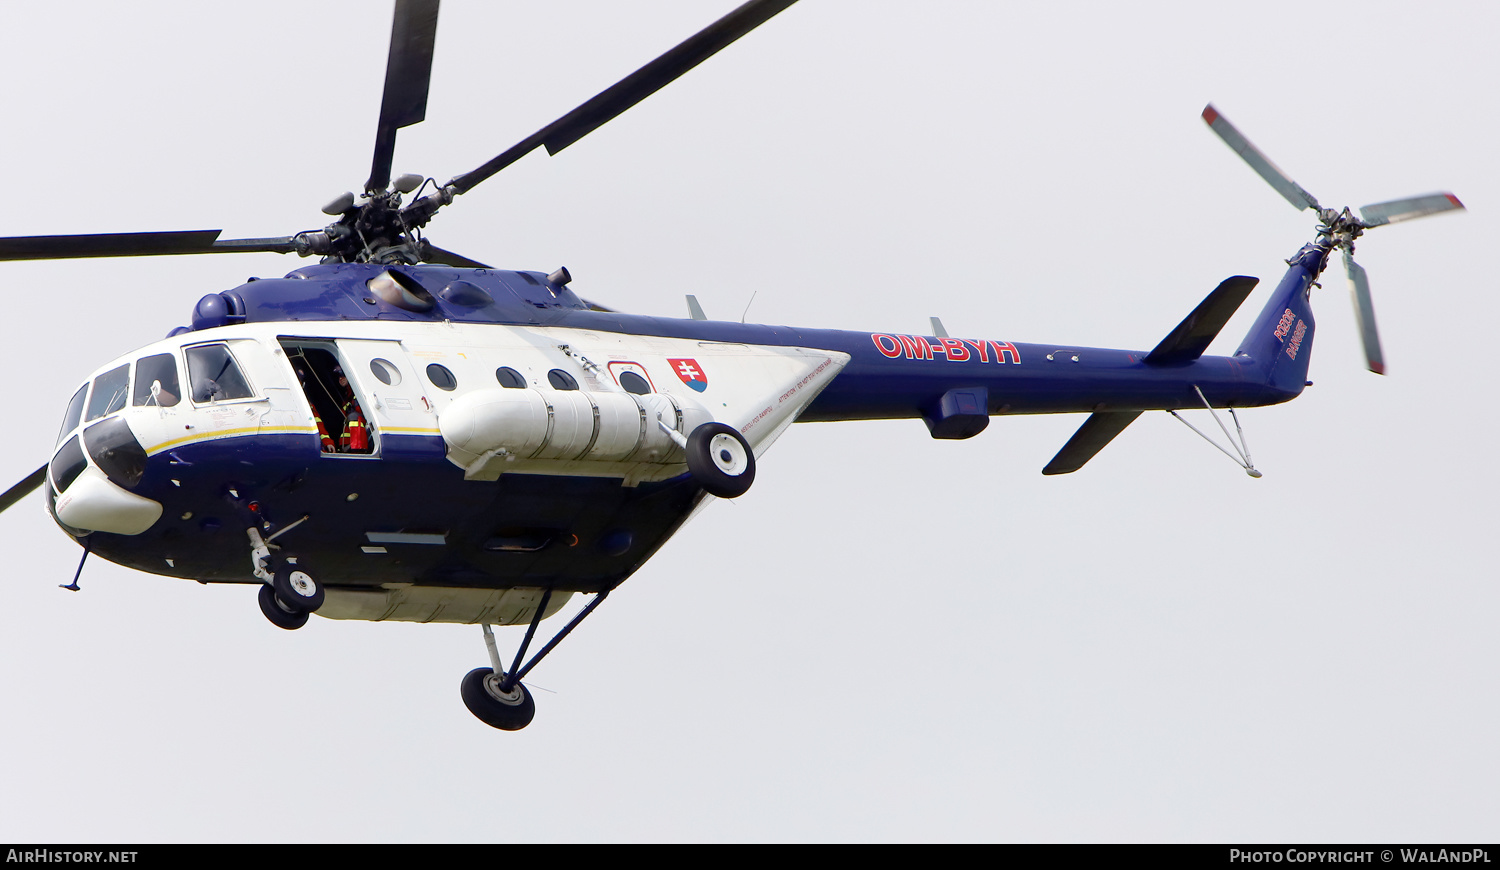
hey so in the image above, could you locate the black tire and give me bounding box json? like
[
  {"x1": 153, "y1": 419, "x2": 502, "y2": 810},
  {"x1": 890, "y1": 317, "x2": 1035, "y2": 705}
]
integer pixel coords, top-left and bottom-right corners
[
  {"x1": 272, "y1": 563, "x2": 324, "y2": 613},
  {"x1": 258, "y1": 584, "x2": 309, "y2": 630},
  {"x1": 460, "y1": 667, "x2": 536, "y2": 731},
  {"x1": 685, "y1": 422, "x2": 755, "y2": 498}
]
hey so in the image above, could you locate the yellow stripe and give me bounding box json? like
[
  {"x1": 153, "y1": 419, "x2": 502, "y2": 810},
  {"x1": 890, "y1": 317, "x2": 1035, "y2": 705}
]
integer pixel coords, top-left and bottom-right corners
[
  {"x1": 147, "y1": 425, "x2": 442, "y2": 455},
  {"x1": 147, "y1": 426, "x2": 313, "y2": 455}
]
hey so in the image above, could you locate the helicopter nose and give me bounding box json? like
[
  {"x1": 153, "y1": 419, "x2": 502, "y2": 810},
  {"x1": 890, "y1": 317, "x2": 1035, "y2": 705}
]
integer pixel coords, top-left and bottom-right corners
[
  {"x1": 52, "y1": 467, "x2": 162, "y2": 535},
  {"x1": 48, "y1": 417, "x2": 161, "y2": 535}
]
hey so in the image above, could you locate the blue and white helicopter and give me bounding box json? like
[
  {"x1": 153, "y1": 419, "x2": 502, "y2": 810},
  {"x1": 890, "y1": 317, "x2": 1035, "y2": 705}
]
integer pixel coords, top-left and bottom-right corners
[{"x1": 0, "y1": 0, "x2": 1463, "y2": 730}]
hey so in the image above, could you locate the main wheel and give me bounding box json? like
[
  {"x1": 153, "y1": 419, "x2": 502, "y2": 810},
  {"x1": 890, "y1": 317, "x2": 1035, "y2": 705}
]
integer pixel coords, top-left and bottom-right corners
[
  {"x1": 685, "y1": 422, "x2": 755, "y2": 498},
  {"x1": 460, "y1": 667, "x2": 536, "y2": 731},
  {"x1": 258, "y1": 584, "x2": 309, "y2": 630},
  {"x1": 272, "y1": 563, "x2": 324, "y2": 613}
]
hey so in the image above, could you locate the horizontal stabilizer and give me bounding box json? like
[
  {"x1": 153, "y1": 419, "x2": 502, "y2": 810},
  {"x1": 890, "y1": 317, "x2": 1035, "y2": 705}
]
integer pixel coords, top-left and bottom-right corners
[
  {"x1": 1143, "y1": 276, "x2": 1258, "y2": 366},
  {"x1": 1042, "y1": 411, "x2": 1144, "y2": 475}
]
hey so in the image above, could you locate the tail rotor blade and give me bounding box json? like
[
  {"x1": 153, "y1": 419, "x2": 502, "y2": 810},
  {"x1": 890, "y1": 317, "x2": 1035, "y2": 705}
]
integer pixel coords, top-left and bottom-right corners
[
  {"x1": 1344, "y1": 249, "x2": 1385, "y2": 375},
  {"x1": 1358, "y1": 192, "x2": 1465, "y2": 227},
  {"x1": 1202, "y1": 104, "x2": 1322, "y2": 212}
]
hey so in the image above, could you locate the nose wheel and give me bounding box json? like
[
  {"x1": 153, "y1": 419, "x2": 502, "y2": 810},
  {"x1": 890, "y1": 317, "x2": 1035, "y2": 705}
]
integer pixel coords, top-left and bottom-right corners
[
  {"x1": 256, "y1": 561, "x2": 323, "y2": 630},
  {"x1": 272, "y1": 563, "x2": 324, "y2": 612},
  {"x1": 257, "y1": 584, "x2": 309, "y2": 630}
]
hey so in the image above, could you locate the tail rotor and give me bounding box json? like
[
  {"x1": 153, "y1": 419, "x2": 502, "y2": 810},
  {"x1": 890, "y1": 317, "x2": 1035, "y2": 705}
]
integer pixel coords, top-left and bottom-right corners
[{"x1": 1202, "y1": 104, "x2": 1464, "y2": 374}]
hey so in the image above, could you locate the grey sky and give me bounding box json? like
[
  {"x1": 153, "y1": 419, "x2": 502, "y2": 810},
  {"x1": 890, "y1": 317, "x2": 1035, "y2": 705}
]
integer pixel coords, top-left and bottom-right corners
[{"x1": 1, "y1": 1, "x2": 1495, "y2": 842}]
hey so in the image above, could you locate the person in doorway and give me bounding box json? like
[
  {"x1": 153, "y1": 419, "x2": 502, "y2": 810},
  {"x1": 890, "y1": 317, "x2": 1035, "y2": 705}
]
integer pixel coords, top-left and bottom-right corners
[
  {"x1": 297, "y1": 368, "x2": 337, "y2": 453},
  {"x1": 335, "y1": 366, "x2": 370, "y2": 453}
]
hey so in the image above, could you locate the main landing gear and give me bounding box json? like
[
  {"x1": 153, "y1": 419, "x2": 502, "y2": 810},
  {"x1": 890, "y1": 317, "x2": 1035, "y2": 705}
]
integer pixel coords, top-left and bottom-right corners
[
  {"x1": 685, "y1": 422, "x2": 755, "y2": 498},
  {"x1": 460, "y1": 588, "x2": 612, "y2": 731}
]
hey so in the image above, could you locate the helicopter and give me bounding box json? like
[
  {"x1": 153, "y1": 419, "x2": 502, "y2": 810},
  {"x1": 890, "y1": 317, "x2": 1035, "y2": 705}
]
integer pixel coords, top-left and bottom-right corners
[{"x1": 0, "y1": 0, "x2": 1463, "y2": 732}]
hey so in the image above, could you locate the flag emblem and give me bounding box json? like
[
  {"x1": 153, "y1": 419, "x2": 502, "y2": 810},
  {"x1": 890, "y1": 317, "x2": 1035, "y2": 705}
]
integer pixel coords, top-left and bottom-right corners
[{"x1": 667, "y1": 358, "x2": 708, "y2": 392}]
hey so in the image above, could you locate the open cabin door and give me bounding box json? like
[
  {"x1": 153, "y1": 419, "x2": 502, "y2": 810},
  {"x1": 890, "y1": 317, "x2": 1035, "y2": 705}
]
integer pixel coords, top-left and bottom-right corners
[{"x1": 333, "y1": 339, "x2": 444, "y2": 461}]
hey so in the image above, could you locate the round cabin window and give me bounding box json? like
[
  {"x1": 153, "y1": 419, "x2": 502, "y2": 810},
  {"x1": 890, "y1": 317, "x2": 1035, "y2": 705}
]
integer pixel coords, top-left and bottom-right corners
[
  {"x1": 426, "y1": 363, "x2": 458, "y2": 391},
  {"x1": 496, "y1": 367, "x2": 526, "y2": 389},
  {"x1": 619, "y1": 371, "x2": 651, "y2": 395},
  {"x1": 370, "y1": 358, "x2": 402, "y2": 386},
  {"x1": 547, "y1": 369, "x2": 579, "y2": 391}
]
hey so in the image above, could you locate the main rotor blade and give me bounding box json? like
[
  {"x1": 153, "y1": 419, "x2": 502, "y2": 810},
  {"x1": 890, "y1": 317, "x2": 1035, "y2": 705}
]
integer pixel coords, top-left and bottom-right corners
[
  {"x1": 0, "y1": 465, "x2": 46, "y2": 515},
  {"x1": 1202, "y1": 105, "x2": 1321, "y2": 212},
  {"x1": 367, "y1": 0, "x2": 441, "y2": 193},
  {"x1": 1344, "y1": 249, "x2": 1385, "y2": 375},
  {"x1": 0, "y1": 230, "x2": 298, "y2": 261},
  {"x1": 418, "y1": 239, "x2": 491, "y2": 269},
  {"x1": 1358, "y1": 192, "x2": 1464, "y2": 227},
  {"x1": 447, "y1": 0, "x2": 798, "y2": 195}
]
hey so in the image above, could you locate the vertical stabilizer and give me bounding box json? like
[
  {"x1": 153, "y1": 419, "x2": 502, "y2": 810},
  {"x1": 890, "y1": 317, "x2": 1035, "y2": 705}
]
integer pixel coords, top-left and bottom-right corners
[{"x1": 1235, "y1": 243, "x2": 1325, "y2": 397}]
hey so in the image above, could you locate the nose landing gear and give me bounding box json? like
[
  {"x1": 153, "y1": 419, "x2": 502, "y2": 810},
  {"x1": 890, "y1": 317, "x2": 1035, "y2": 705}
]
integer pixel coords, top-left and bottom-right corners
[
  {"x1": 247, "y1": 523, "x2": 322, "y2": 630},
  {"x1": 257, "y1": 564, "x2": 322, "y2": 629},
  {"x1": 257, "y1": 583, "x2": 310, "y2": 630},
  {"x1": 272, "y1": 563, "x2": 324, "y2": 613}
]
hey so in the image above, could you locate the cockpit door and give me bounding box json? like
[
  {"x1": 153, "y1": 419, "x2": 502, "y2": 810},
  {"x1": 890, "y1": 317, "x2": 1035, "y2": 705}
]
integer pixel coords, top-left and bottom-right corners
[{"x1": 334, "y1": 339, "x2": 443, "y2": 460}]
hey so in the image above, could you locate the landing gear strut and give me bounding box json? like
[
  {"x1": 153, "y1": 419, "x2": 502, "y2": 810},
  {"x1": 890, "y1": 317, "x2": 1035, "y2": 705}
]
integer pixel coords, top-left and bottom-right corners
[{"x1": 460, "y1": 589, "x2": 612, "y2": 731}]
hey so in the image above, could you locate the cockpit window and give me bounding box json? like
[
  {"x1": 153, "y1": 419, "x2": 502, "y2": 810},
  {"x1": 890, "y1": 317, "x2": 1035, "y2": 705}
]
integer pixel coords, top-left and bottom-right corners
[
  {"x1": 186, "y1": 344, "x2": 254, "y2": 403},
  {"x1": 133, "y1": 353, "x2": 182, "y2": 407},
  {"x1": 58, "y1": 384, "x2": 87, "y2": 444},
  {"x1": 84, "y1": 364, "x2": 130, "y2": 422},
  {"x1": 50, "y1": 436, "x2": 88, "y2": 494}
]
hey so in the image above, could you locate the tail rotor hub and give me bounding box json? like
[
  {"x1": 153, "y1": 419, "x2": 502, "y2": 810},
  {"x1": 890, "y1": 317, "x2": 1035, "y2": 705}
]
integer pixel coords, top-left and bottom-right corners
[{"x1": 1202, "y1": 103, "x2": 1464, "y2": 375}]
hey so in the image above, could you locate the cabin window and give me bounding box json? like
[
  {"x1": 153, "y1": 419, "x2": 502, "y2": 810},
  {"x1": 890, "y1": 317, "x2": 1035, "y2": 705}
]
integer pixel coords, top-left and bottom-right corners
[
  {"x1": 426, "y1": 364, "x2": 457, "y2": 391},
  {"x1": 133, "y1": 353, "x2": 181, "y2": 407},
  {"x1": 84, "y1": 417, "x2": 147, "y2": 489},
  {"x1": 58, "y1": 384, "x2": 87, "y2": 444},
  {"x1": 547, "y1": 369, "x2": 579, "y2": 391},
  {"x1": 85, "y1": 364, "x2": 130, "y2": 422},
  {"x1": 370, "y1": 358, "x2": 402, "y2": 386},
  {"x1": 186, "y1": 344, "x2": 254, "y2": 403},
  {"x1": 50, "y1": 436, "x2": 88, "y2": 494},
  {"x1": 618, "y1": 371, "x2": 651, "y2": 395},
  {"x1": 495, "y1": 367, "x2": 526, "y2": 389}
]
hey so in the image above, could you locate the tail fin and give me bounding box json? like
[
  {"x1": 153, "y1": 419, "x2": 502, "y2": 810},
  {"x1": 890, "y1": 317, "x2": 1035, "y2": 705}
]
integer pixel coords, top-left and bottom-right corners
[{"x1": 1233, "y1": 244, "x2": 1322, "y2": 397}]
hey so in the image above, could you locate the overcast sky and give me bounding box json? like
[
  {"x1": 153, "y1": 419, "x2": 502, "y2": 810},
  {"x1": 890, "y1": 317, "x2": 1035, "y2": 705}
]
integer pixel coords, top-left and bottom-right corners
[{"x1": 1, "y1": 0, "x2": 1495, "y2": 843}]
